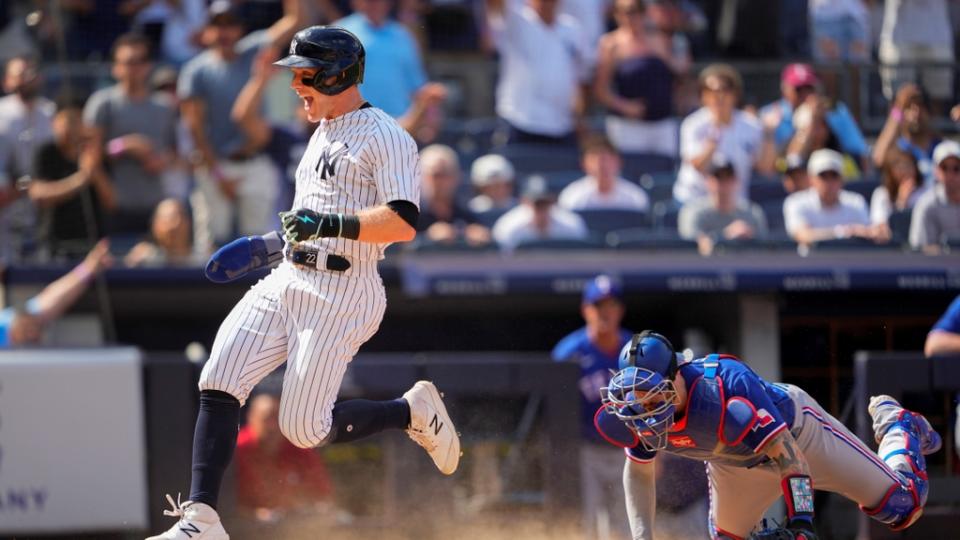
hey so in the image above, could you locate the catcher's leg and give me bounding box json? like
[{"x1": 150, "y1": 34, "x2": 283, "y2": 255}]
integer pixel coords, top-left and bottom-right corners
[
  {"x1": 707, "y1": 462, "x2": 782, "y2": 539},
  {"x1": 859, "y1": 395, "x2": 941, "y2": 530}
]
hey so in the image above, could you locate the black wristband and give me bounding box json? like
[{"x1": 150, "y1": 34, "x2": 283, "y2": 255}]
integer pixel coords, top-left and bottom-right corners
[{"x1": 341, "y1": 214, "x2": 360, "y2": 240}]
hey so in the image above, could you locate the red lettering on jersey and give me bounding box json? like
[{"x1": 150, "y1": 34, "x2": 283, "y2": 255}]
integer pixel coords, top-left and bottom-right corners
[{"x1": 669, "y1": 435, "x2": 696, "y2": 448}]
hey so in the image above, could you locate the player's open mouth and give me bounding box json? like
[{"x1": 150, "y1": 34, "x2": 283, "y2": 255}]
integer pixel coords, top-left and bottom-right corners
[{"x1": 302, "y1": 96, "x2": 314, "y2": 109}]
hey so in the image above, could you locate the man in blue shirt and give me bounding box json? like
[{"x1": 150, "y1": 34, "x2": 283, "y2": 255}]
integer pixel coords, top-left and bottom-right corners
[
  {"x1": 925, "y1": 294, "x2": 960, "y2": 460},
  {"x1": 336, "y1": 0, "x2": 428, "y2": 118},
  {"x1": 760, "y1": 63, "x2": 868, "y2": 164},
  {"x1": 552, "y1": 274, "x2": 632, "y2": 539}
]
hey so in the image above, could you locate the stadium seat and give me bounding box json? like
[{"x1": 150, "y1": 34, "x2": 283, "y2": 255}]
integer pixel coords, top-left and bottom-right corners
[
  {"x1": 652, "y1": 201, "x2": 681, "y2": 231},
  {"x1": 475, "y1": 207, "x2": 511, "y2": 228},
  {"x1": 712, "y1": 235, "x2": 799, "y2": 254},
  {"x1": 761, "y1": 199, "x2": 786, "y2": 233},
  {"x1": 543, "y1": 169, "x2": 584, "y2": 193},
  {"x1": 887, "y1": 209, "x2": 913, "y2": 245},
  {"x1": 639, "y1": 172, "x2": 677, "y2": 205},
  {"x1": 575, "y1": 209, "x2": 650, "y2": 235},
  {"x1": 409, "y1": 238, "x2": 498, "y2": 253},
  {"x1": 845, "y1": 178, "x2": 879, "y2": 200},
  {"x1": 514, "y1": 237, "x2": 606, "y2": 251},
  {"x1": 749, "y1": 180, "x2": 788, "y2": 202},
  {"x1": 494, "y1": 144, "x2": 583, "y2": 175},
  {"x1": 621, "y1": 153, "x2": 676, "y2": 180},
  {"x1": 606, "y1": 228, "x2": 698, "y2": 251}
]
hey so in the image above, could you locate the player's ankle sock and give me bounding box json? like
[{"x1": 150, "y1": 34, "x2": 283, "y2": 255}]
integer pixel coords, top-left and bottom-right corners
[
  {"x1": 188, "y1": 389, "x2": 240, "y2": 509},
  {"x1": 327, "y1": 398, "x2": 410, "y2": 444}
]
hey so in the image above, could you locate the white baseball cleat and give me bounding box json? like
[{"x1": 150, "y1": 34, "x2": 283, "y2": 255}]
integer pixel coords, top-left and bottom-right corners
[
  {"x1": 146, "y1": 494, "x2": 229, "y2": 540},
  {"x1": 403, "y1": 380, "x2": 460, "y2": 475}
]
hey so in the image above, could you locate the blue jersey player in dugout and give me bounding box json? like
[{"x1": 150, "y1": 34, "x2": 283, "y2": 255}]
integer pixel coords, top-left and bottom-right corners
[{"x1": 596, "y1": 331, "x2": 942, "y2": 540}]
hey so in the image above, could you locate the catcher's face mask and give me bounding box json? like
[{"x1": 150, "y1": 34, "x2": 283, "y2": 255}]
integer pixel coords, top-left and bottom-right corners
[{"x1": 601, "y1": 366, "x2": 677, "y2": 451}]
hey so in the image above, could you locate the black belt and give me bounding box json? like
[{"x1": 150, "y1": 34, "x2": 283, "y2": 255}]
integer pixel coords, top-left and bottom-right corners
[{"x1": 289, "y1": 245, "x2": 351, "y2": 272}]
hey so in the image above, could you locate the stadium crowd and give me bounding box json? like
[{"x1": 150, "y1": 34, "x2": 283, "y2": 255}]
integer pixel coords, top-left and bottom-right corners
[{"x1": 0, "y1": 0, "x2": 958, "y2": 265}]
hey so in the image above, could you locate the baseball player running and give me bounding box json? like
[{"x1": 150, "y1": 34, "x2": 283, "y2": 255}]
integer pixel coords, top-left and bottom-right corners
[
  {"x1": 148, "y1": 26, "x2": 460, "y2": 540},
  {"x1": 596, "y1": 331, "x2": 941, "y2": 540}
]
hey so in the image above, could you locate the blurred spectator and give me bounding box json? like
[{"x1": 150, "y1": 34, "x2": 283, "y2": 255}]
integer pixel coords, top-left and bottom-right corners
[
  {"x1": 336, "y1": 0, "x2": 432, "y2": 118},
  {"x1": 0, "y1": 238, "x2": 112, "y2": 347},
  {"x1": 468, "y1": 153, "x2": 517, "y2": 214},
  {"x1": 28, "y1": 100, "x2": 116, "y2": 259},
  {"x1": 559, "y1": 0, "x2": 608, "y2": 57},
  {"x1": 125, "y1": 198, "x2": 206, "y2": 267},
  {"x1": 594, "y1": 0, "x2": 682, "y2": 157},
  {"x1": 84, "y1": 33, "x2": 177, "y2": 237},
  {"x1": 485, "y1": 0, "x2": 591, "y2": 145},
  {"x1": 779, "y1": 0, "x2": 810, "y2": 58},
  {"x1": 0, "y1": 55, "x2": 54, "y2": 181},
  {"x1": 879, "y1": 0, "x2": 955, "y2": 109},
  {"x1": 870, "y1": 149, "x2": 924, "y2": 226},
  {"x1": 62, "y1": 0, "x2": 130, "y2": 61},
  {"x1": 232, "y1": 46, "x2": 312, "y2": 225},
  {"x1": 177, "y1": 0, "x2": 303, "y2": 249},
  {"x1": 952, "y1": 104, "x2": 960, "y2": 123},
  {"x1": 492, "y1": 175, "x2": 588, "y2": 251},
  {"x1": 149, "y1": 65, "x2": 194, "y2": 202},
  {"x1": 909, "y1": 140, "x2": 960, "y2": 253},
  {"x1": 551, "y1": 275, "x2": 632, "y2": 540},
  {"x1": 558, "y1": 134, "x2": 650, "y2": 211},
  {"x1": 808, "y1": 0, "x2": 868, "y2": 63},
  {"x1": 760, "y1": 64, "x2": 868, "y2": 170},
  {"x1": 235, "y1": 393, "x2": 333, "y2": 521},
  {"x1": 678, "y1": 154, "x2": 767, "y2": 256},
  {"x1": 783, "y1": 149, "x2": 888, "y2": 247},
  {"x1": 674, "y1": 64, "x2": 775, "y2": 205},
  {"x1": 397, "y1": 83, "x2": 448, "y2": 145},
  {"x1": 125, "y1": 0, "x2": 207, "y2": 67},
  {"x1": 784, "y1": 95, "x2": 866, "y2": 179},
  {"x1": 872, "y1": 83, "x2": 942, "y2": 184},
  {"x1": 417, "y1": 144, "x2": 492, "y2": 246},
  {"x1": 925, "y1": 294, "x2": 960, "y2": 356},
  {"x1": 781, "y1": 154, "x2": 810, "y2": 194},
  {"x1": 645, "y1": 0, "x2": 693, "y2": 74}
]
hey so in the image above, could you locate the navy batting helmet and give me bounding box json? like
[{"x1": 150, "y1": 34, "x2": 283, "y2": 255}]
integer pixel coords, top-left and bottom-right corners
[
  {"x1": 618, "y1": 330, "x2": 679, "y2": 379},
  {"x1": 274, "y1": 26, "x2": 365, "y2": 96}
]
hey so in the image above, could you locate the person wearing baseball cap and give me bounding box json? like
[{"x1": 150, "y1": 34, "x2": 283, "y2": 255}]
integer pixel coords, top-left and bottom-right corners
[
  {"x1": 783, "y1": 148, "x2": 889, "y2": 246},
  {"x1": 781, "y1": 153, "x2": 810, "y2": 194},
  {"x1": 552, "y1": 274, "x2": 633, "y2": 539},
  {"x1": 759, "y1": 63, "x2": 867, "y2": 161},
  {"x1": 468, "y1": 154, "x2": 518, "y2": 214},
  {"x1": 909, "y1": 140, "x2": 960, "y2": 252},
  {"x1": 491, "y1": 175, "x2": 588, "y2": 252}
]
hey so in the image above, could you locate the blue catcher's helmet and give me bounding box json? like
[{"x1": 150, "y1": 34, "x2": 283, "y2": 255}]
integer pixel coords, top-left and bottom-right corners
[
  {"x1": 618, "y1": 330, "x2": 679, "y2": 379},
  {"x1": 601, "y1": 366, "x2": 678, "y2": 451}
]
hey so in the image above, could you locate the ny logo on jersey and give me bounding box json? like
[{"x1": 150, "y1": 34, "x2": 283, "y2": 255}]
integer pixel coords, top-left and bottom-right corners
[
  {"x1": 316, "y1": 141, "x2": 349, "y2": 180},
  {"x1": 751, "y1": 408, "x2": 776, "y2": 432},
  {"x1": 429, "y1": 414, "x2": 443, "y2": 436}
]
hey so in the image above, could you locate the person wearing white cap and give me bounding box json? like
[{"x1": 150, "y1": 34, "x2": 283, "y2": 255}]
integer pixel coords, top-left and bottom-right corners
[
  {"x1": 468, "y1": 154, "x2": 518, "y2": 214},
  {"x1": 909, "y1": 140, "x2": 960, "y2": 252},
  {"x1": 783, "y1": 148, "x2": 890, "y2": 246}
]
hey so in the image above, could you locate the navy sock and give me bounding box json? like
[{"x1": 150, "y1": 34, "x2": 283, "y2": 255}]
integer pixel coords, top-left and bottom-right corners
[
  {"x1": 327, "y1": 399, "x2": 410, "y2": 444},
  {"x1": 188, "y1": 390, "x2": 240, "y2": 509}
]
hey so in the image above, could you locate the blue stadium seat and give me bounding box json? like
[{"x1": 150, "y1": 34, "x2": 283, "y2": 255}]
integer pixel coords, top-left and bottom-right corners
[
  {"x1": 475, "y1": 207, "x2": 511, "y2": 228},
  {"x1": 574, "y1": 209, "x2": 650, "y2": 235},
  {"x1": 761, "y1": 199, "x2": 786, "y2": 233},
  {"x1": 494, "y1": 144, "x2": 583, "y2": 175},
  {"x1": 887, "y1": 209, "x2": 913, "y2": 245},
  {"x1": 606, "y1": 228, "x2": 697, "y2": 251},
  {"x1": 749, "y1": 180, "x2": 788, "y2": 202},
  {"x1": 844, "y1": 178, "x2": 879, "y2": 200},
  {"x1": 639, "y1": 172, "x2": 677, "y2": 205},
  {"x1": 621, "y1": 153, "x2": 676, "y2": 180},
  {"x1": 514, "y1": 237, "x2": 606, "y2": 251},
  {"x1": 409, "y1": 238, "x2": 498, "y2": 253},
  {"x1": 652, "y1": 200, "x2": 681, "y2": 231},
  {"x1": 544, "y1": 170, "x2": 585, "y2": 193}
]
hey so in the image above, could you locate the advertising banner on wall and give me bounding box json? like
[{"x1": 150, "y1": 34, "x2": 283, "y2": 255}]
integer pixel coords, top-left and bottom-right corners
[{"x1": 0, "y1": 347, "x2": 147, "y2": 533}]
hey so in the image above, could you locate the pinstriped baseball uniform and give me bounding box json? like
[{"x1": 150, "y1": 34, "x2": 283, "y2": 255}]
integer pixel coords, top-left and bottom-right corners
[{"x1": 199, "y1": 103, "x2": 420, "y2": 449}]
